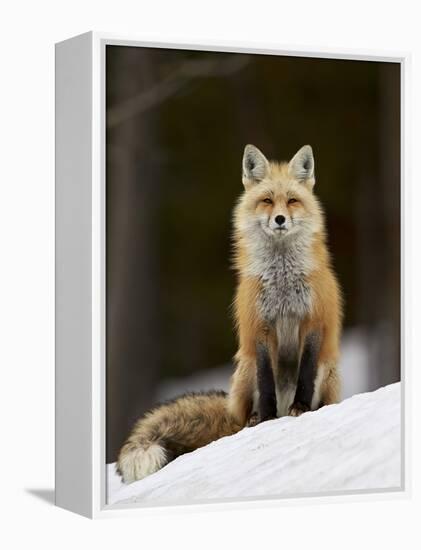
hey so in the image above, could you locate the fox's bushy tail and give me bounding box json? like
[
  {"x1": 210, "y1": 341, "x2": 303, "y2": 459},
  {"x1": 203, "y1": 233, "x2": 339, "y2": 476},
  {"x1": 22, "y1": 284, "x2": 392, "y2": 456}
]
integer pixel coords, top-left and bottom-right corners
[{"x1": 117, "y1": 390, "x2": 242, "y2": 483}]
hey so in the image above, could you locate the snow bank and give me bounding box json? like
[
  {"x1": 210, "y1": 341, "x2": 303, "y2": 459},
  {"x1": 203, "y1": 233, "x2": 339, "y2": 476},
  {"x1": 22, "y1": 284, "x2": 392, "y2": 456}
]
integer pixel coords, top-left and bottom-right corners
[{"x1": 108, "y1": 383, "x2": 401, "y2": 506}]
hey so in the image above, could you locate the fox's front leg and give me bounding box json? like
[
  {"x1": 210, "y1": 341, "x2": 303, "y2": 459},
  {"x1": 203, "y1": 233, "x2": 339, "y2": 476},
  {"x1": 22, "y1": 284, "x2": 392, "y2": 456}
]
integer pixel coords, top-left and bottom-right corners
[
  {"x1": 256, "y1": 342, "x2": 277, "y2": 422},
  {"x1": 289, "y1": 332, "x2": 321, "y2": 417}
]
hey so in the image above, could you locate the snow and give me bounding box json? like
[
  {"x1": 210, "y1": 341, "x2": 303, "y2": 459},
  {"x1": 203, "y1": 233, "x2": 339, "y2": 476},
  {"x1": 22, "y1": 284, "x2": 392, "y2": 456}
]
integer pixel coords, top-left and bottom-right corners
[{"x1": 107, "y1": 383, "x2": 401, "y2": 506}]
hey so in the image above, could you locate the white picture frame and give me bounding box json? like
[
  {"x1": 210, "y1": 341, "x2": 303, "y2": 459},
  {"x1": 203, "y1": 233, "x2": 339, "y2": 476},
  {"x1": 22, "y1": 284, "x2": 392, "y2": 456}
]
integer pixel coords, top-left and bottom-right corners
[{"x1": 55, "y1": 31, "x2": 410, "y2": 519}]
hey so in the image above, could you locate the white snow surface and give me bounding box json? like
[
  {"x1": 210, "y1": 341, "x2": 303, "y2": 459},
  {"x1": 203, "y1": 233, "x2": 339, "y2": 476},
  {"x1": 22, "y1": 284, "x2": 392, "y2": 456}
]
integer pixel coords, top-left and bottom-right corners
[{"x1": 107, "y1": 383, "x2": 401, "y2": 506}]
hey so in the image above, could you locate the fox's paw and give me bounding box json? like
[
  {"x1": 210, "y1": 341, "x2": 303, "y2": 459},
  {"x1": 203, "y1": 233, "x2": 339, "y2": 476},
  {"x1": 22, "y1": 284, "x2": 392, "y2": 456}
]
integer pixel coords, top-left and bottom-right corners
[
  {"x1": 289, "y1": 402, "x2": 310, "y2": 417},
  {"x1": 247, "y1": 412, "x2": 259, "y2": 427},
  {"x1": 247, "y1": 412, "x2": 277, "y2": 426}
]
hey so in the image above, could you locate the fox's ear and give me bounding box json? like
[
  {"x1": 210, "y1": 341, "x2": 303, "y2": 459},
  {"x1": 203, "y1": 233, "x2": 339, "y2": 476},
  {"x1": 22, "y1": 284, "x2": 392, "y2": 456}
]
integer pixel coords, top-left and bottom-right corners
[
  {"x1": 288, "y1": 145, "x2": 315, "y2": 187},
  {"x1": 242, "y1": 144, "x2": 269, "y2": 188}
]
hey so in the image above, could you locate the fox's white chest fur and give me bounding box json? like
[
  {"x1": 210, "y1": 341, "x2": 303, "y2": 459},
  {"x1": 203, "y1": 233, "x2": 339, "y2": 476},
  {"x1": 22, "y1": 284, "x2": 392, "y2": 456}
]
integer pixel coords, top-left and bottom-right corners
[{"x1": 246, "y1": 234, "x2": 314, "y2": 325}]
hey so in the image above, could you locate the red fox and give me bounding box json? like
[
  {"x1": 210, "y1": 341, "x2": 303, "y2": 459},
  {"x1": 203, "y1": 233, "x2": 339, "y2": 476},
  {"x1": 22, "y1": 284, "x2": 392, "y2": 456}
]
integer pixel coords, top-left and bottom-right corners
[
  {"x1": 229, "y1": 144, "x2": 342, "y2": 426},
  {"x1": 117, "y1": 145, "x2": 342, "y2": 483}
]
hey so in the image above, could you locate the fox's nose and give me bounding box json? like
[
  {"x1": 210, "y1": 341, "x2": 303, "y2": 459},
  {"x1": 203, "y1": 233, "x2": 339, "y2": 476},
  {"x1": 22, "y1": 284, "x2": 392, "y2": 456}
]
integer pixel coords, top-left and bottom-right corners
[{"x1": 274, "y1": 215, "x2": 286, "y2": 226}]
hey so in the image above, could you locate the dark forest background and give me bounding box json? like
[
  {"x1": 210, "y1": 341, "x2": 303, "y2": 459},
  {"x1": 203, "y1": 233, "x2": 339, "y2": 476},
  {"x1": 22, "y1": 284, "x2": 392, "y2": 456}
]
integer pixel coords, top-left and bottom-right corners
[{"x1": 106, "y1": 46, "x2": 400, "y2": 462}]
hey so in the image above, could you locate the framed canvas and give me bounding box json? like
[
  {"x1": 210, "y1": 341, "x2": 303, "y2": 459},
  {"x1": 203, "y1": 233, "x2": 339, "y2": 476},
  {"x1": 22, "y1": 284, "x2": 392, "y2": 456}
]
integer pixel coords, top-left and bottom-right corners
[{"x1": 55, "y1": 32, "x2": 410, "y2": 518}]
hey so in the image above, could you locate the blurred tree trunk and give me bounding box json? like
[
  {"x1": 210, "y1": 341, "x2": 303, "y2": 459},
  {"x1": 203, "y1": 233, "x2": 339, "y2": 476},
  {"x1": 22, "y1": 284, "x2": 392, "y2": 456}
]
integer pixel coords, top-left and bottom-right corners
[
  {"x1": 375, "y1": 63, "x2": 401, "y2": 389},
  {"x1": 356, "y1": 63, "x2": 400, "y2": 391},
  {"x1": 106, "y1": 47, "x2": 161, "y2": 462}
]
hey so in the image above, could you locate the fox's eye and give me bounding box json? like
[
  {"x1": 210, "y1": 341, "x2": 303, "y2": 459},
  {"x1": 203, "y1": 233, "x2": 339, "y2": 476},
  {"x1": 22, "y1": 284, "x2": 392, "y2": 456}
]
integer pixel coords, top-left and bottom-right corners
[
  {"x1": 288, "y1": 198, "x2": 298, "y2": 205},
  {"x1": 263, "y1": 198, "x2": 273, "y2": 204}
]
